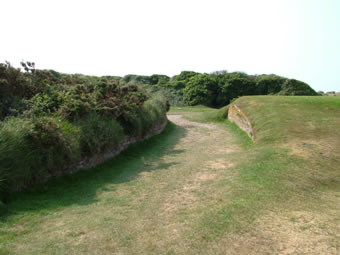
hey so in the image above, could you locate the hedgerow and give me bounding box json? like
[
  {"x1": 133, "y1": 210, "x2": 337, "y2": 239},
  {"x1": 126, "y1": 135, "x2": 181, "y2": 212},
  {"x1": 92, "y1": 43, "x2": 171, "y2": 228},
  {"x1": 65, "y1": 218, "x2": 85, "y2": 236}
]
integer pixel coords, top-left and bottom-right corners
[{"x1": 0, "y1": 62, "x2": 169, "y2": 197}]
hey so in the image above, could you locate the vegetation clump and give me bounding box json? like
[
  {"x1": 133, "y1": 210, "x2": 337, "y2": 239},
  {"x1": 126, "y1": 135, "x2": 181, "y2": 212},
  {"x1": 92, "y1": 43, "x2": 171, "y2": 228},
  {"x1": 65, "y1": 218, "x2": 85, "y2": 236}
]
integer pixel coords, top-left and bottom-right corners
[
  {"x1": 122, "y1": 71, "x2": 318, "y2": 107},
  {"x1": 0, "y1": 62, "x2": 169, "y2": 197}
]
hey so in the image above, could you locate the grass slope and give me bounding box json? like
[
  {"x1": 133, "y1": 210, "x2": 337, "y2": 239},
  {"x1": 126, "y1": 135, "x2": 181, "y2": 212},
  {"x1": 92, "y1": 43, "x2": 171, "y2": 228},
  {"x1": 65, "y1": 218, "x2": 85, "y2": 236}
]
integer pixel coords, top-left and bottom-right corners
[
  {"x1": 175, "y1": 96, "x2": 340, "y2": 253},
  {"x1": 0, "y1": 96, "x2": 339, "y2": 254}
]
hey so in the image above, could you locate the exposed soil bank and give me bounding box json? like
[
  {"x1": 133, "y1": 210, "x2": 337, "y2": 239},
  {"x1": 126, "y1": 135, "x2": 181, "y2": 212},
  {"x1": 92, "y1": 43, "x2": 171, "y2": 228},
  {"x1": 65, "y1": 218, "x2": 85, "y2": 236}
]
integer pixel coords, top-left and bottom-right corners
[{"x1": 228, "y1": 104, "x2": 255, "y2": 140}]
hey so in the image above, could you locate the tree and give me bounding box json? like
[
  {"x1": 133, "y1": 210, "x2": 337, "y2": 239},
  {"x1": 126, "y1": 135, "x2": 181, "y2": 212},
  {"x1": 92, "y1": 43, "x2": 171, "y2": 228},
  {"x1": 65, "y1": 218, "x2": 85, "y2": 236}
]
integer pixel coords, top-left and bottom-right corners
[
  {"x1": 280, "y1": 79, "x2": 318, "y2": 96},
  {"x1": 183, "y1": 74, "x2": 217, "y2": 106},
  {"x1": 216, "y1": 76, "x2": 256, "y2": 106},
  {"x1": 255, "y1": 75, "x2": 286, "y2": 95}
]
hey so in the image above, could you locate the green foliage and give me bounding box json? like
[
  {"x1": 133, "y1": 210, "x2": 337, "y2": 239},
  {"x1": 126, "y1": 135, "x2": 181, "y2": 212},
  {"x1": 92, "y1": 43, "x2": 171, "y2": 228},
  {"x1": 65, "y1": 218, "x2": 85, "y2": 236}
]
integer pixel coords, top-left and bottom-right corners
[
  {"x1": 171, "y1": 71, "x2": 199, "y2": 81},
  {"x1": 216, "y1": 76, "x2": 256, "y2": 106},
  {"x1": 255, "y1": 74, "x2": 285, "y2": 95},
  {"x1": 76, "y1": 113, "x2": 124, "y2": 156},
  {"x1": 149, "y1": 74, "x2": 170, "y2": 85},
  {"x1": 120, "y1": 70, "x2": 317, "y2": 108},
  {"x1": 0, "y1": 117, "x2": 81, "y2": 193},
  {"x1": 0, "y1": 62, "x2": 169, "y2": 198},
  {"x1": 152, "y1": 87, "x2": 187, "y2": 106},
  {"x1": 183, "y1": 74, "x2": 218, "y2": 106},
  {"x1": 0, "y1": 118, "x2": 40, "y2": 194},
  {"x1": 121, "y1": 74, "x2": 170, "y2": 87},
  {"x1": 28, "y1": 89, "x2": 66, "y2": 116},
  {"x1": 119, "y1": 95, "x2": 168, "y2": 137},
  {"x1": 279, "y1": 79, "x2": 318, "y2": 96}
]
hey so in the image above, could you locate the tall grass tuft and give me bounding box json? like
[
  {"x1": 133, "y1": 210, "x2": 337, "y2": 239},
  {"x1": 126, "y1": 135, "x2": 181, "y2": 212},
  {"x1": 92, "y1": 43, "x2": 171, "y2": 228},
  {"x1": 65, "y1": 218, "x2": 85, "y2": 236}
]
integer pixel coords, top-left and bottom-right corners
[
  {"x1": 0, "y1": 117, "x2": 81, "y2": 195},
  {"x1": 76, "y1": 113, "x2": 124, "y2": 156}
]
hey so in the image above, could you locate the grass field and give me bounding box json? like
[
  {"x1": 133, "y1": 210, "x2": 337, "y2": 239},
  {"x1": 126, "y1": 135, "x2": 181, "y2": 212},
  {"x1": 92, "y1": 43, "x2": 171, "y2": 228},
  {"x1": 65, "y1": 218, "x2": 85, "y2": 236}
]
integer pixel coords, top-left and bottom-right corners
[{"x1": 0, "y1": 96, "x2": 339, "y2": 254}]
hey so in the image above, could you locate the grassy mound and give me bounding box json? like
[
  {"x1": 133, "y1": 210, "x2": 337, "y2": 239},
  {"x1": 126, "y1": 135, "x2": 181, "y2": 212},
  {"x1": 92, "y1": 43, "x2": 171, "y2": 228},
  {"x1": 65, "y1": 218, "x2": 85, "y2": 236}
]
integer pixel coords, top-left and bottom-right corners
[
  {"x1": 235, "y1": 96, "x2": 340, "y2": 147},
  {"x1": 179, "y1": 96, "x2": 340, "y2": 247},
  {"x1": 230, "y1": 96, "x2": 340, "y2": 210}
]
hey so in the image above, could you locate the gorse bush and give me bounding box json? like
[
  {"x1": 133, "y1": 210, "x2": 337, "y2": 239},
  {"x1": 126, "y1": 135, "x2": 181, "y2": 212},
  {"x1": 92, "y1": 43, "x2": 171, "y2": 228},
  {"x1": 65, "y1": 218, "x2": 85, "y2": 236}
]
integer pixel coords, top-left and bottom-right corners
[
  {"x1": 0, "y1": 118, "x2": 42, "y2": 194},
  {"x1": 0, "y1": 116, "x2": 81, "y2": 196},
  {"x1": 76, "y1": 113, "x2": 124, "y2": 156},
  {"x1": 0, "y1": 62, "x2": 169, "y2": 197},
  {"x1": 118, "y1": 95, "x2": 168, "y2": 137}
]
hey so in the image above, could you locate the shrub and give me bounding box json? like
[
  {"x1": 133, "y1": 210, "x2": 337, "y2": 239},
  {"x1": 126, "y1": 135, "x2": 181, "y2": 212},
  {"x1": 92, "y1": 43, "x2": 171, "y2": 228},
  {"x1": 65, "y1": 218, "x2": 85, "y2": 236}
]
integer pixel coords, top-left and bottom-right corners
[
  {"x1": 0, "y1": 116, "x2": 81, "y2": 192},
  {"x1": 171, "y1": 71, "x2": 199, "y2": 82},
  {"x1": 29, "y1": 117, "x2": 81, "y2": 173},
  {"x1": 183, "y1": 74, "x2": 218, "y2": 106},
  {"x1": 279, "y1": 79, "x2": 318, "y2": 96},
  {"x1": 149, "y1": 74, "x2": 170, "y2": 85},
  {"x1": 28, "y1": 89, "x2": 65, "y2": 116},
  {"x1": 0, "y1": 62, "x2": 170, "y2": 198},
  {"x1": 0, "y1": 118, "x2": 40, "y2": 193},
  {"x1": 76, "y1": 113, "x2": 124, "y2": 156},
  {"x1": 255, "y1": 75, "x2": 286, "y2": 95},
  {"x1": 118, "y1": 95, "x2": 168, "y2": 137},
  {"x1": 148, "y1": 87, "x2": 186, "y2": 106}
]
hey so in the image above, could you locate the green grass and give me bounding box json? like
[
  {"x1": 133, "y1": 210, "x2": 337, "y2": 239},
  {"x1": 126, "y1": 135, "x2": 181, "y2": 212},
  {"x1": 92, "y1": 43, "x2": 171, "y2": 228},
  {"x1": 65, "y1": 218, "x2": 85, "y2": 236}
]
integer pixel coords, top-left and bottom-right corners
[
  {"x1": 0, "y1": 121, "x2": 181, "y2": 212},
  {"x1": 171, "y1": 105, "x2": 229, "y2": 125},
  {"x1": 0, "y1": 122, "x2": 185, "y2": 251},
  {"x1": 224, "y1": 121, "x2": 253, "y2": 148},
  {"x1": 1, "y1": 96, "x2": 340, "y2": 254},
  {"x1": 194, "y1": 96, "x2": 340, "y2": 246},
  {"x1": 168, "y1": 105, "x2": 215, "y2": 114},
  {"x1": 235, "y1": 96, "x2": 340, "y2": 146},
  {"x1": 168, "y1": 97, "x2": 340, "y2": 252}
]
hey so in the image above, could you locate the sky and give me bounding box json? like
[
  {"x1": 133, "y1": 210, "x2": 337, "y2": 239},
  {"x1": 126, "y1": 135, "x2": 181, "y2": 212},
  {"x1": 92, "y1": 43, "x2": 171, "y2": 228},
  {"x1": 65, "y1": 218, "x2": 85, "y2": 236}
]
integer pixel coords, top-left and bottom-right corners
[{"x1": 1, "y1": 0, "x2": 339, "y2": 92}]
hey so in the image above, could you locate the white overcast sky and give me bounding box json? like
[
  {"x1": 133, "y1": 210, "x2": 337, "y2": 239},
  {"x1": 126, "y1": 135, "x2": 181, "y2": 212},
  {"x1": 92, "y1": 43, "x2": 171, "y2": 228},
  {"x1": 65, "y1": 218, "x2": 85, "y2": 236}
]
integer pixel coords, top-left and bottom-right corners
[{"x1": 1, "y1": 0, "x2": 339, "y2": 91}]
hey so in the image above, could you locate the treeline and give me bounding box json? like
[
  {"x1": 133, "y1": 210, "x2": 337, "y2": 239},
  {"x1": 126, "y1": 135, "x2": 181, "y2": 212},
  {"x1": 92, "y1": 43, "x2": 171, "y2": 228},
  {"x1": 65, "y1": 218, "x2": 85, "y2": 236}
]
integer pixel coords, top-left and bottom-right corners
[
  {"x1": 0, "y1": 62, "x2": 169, "y2": 198},
  {"x1": 121, "y1": 70, "x2": 318, "y2": 107}
]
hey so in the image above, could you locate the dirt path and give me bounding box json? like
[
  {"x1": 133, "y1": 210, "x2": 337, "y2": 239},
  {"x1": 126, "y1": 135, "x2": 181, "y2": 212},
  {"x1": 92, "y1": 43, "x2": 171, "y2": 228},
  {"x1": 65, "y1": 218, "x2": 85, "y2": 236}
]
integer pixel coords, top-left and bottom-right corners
[
  {"x1": 2, "y1": 113, "x2": 338, "y2": 254},
  {"x1": 130, "y1": 114, "x2": 242, "y2": 253},
  {"x1": 2, "y1": 114, "x2": 242, "y2": 254}
]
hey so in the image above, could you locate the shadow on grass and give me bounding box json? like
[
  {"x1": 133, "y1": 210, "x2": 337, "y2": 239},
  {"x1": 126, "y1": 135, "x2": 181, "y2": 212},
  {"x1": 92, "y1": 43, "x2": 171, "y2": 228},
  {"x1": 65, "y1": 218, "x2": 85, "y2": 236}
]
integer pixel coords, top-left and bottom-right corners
[{"x1": 1, "y1": 121, "x2": 186, "y2": 219}]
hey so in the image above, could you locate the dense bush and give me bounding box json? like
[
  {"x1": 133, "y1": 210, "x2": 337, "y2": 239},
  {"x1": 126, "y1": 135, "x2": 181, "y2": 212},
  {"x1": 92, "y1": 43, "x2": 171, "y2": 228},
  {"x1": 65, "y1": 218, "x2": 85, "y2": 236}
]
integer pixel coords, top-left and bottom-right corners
[
  {"x1": 121, "y1": 74, "x2": 170, "y2": 87},
  {"x1": 183, "y1": 74, "x2": 218, "y2": 106},
  {"x1": 254, "y1": 75, "x2": 285, "y2": 95},
  {"x1": 118, "y1": 95, "x2": 168, "y2": 136},
  {"x1": 156, "y1": 87, "x2": 187, "y2": 106},
  {"x1": 124, "y1": 70, "x2": 318, "y2": 108},
  {"x1": 0, "y1": 118, "x2": 42, "y2": 194},
  {"x1": 279, "y1": 79, "x2": 318, "y2": 96},
  {"x1": 76, "y1": 113, "x2": 124, "y2": 156},
  {"x1": 0, "y1": 116, "x2": 81, "y2": 194},
  {"x1": 0, "y1": 62, "x2": 169, "y2": 196},
  {"x1": 215, "y1": 76, "x2": 256, "y2": 107}
]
